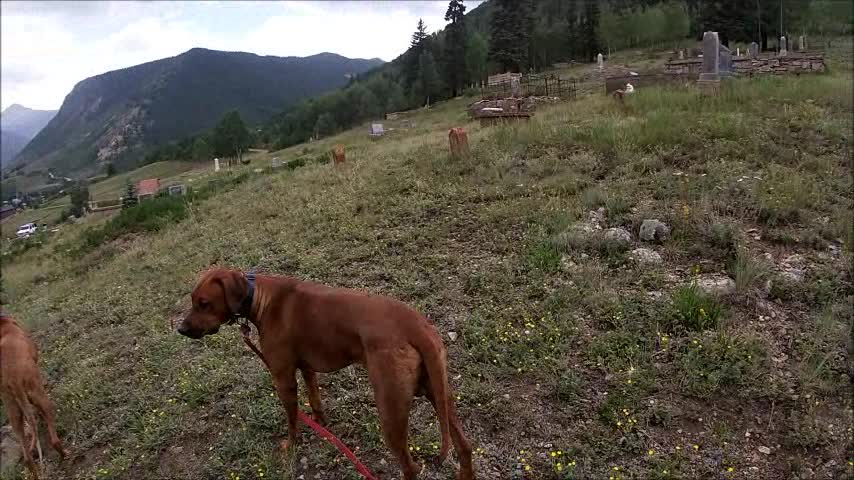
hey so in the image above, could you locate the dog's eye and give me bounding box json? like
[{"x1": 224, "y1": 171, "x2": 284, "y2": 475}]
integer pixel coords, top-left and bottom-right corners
[{"x1": 198, "y1": 300, "x2": 209, "y2": 310}]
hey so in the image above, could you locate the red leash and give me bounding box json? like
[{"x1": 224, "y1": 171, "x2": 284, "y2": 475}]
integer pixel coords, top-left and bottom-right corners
[{"x1": 239, "y1": 324, "x2": 378, "y2": 480}]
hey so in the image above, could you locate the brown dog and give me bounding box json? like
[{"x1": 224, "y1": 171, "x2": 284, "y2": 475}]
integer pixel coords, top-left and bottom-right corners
[
  {"x1": 0, "y1": 314, "x2": 69, "y2": 479},
  {"x1": 178, "y1": 269, "x2": 473, "y2": 480}
]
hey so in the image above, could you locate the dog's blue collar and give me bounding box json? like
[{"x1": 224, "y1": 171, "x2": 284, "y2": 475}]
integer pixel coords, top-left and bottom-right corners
[{"x1": 238, "y1": 271, "x2": 255, "y2": 318}]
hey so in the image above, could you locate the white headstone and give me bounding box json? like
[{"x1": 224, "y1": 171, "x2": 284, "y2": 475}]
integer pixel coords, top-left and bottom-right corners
[
  {"x1": 699, "y1": 31, "x2": 721, "y2": 82},
  {"x1": 736, "y1": 47, "x2": 740, "y2": 57},
  {"x1": 597, "y1": 53, "x2": 604, "y2": 71},
  {"x1": 779, "y1": 36, "x2": 787, "y2": 56},
  {"x1": 214, "y1": 158, "x2": 220, "y2": 172},
  {"x1": 678, "y1": 49, "x2": 685, "y2": 60},
  {"x1": 799, "y1": 35, "x2": 807, "y2": 50}
]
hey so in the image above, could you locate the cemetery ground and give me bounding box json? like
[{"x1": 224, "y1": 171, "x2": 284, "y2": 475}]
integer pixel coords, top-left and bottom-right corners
[{"x1": 1, "y1": 47, "x2": 852, "y2": 479}]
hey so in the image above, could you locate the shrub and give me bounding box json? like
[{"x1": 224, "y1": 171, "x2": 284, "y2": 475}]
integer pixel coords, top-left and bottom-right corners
[
  {"x1": 670, "y1": 284, "x2": 723, "y2": 332},
  {"x1": 78, "y1": 196, "x2": 188, "y2": 252},
  {"x1": 527, "y1": 240, "x2": 561, "y2": 272},
  {"x1": 675, "y1": 332, "x2": 767, "y2": 398},
  {"x1": 731, "y1": 250, "x2": 770, "y2": 294}
]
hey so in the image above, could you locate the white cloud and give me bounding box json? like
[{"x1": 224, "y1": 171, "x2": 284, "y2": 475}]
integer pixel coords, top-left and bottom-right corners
[{"x1": 1, "y1": 1, "x2": 482, "y2": 111}]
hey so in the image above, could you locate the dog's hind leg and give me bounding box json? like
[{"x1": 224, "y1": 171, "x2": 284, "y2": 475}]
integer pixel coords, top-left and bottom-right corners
[
  {"x1": 31, "y1": 385, "x2": 69, "y2": 459},
  {"x1": 366, "y1": 348, "x2": 420, "y2": 480},
  {"x1": 4, "y1": 392, "x2": 39, "y2": 480},
  {"x1": 421, "y1": 376, "x2": 474, "y2": 480},
  {"x1": 300, "y1": 369, "x2": 327, "y2": 425}
]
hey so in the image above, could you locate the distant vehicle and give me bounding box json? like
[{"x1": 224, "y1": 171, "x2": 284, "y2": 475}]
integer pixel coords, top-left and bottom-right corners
[{"x1": 15, "y1": 223, "x2": 37, "y2": 239}]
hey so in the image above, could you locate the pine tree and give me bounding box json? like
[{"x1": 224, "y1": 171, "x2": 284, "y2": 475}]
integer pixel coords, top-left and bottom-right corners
[
  {"x1": 415, "y1": 50, "x2": 441, "y2": 106},
  {"x1": 465, "y1": 31, "x2": 489, "y2": 86},
  {"x1": 411, "y1": 18, "x2": 428, "y2": 48},
  {"x1": 489, "y1": 0, "x2": 530, "y2": 72},
  {"x1": 581, "y1": 0, "x2": 601, "y2": 62},
  {"x1": 443, "y1": 0, "x2": 467, "y2": 97}
]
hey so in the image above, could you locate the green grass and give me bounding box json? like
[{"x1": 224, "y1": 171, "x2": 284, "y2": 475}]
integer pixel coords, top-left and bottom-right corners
[{"x1": 1, "y1": 50, "x2": 852, "y2": 480}]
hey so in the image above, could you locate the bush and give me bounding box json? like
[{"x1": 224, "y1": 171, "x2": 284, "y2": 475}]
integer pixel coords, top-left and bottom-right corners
[
  {"x1": 675, "y1": 332, "x2": 767, "y2": 398},
  {"x1": 78, "y1": 196, "x2": 188, "y2": 252},
  {"x1": 670, "y1": 284, "x2": 723, "y2": 332}
]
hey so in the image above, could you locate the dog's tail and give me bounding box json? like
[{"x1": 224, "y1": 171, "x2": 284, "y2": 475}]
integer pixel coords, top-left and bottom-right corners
[{"x1": 414, "y1": 326, "x2": 452, "y2": 463}]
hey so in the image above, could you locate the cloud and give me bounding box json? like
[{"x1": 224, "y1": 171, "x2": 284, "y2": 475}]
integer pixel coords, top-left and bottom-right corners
[{"x1": 1, "y1": 1, "x2": 483, "y2": 110}]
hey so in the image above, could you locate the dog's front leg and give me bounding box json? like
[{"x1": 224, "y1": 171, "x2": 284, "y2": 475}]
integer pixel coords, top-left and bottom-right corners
[{"x1": 272, "y1": 368, "x2": 300, "y2": 453}]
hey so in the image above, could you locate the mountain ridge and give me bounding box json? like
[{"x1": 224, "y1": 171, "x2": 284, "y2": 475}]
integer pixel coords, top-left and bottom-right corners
[{"x1": 12, "y1": 48, "x2": 383, "y2": 176}]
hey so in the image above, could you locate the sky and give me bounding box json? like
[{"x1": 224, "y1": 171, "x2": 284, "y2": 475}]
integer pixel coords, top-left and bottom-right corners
[{"x1": 1, "y1": 0, "x2": 483, "y2": 111}]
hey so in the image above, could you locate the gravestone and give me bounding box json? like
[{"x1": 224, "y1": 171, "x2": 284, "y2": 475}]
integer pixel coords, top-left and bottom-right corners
[
  {"x1": 749, "y1": 42, "x2": 759, "y2": 58},
  {"x1": 678, "y1": 49, "x2": 685, "y2": 60},
  {"x1": 167, "y1": 184, "x2": 186, "y2": 196},
  {"x1": 510, "y1": 77, "x2": 522, "y2": 97},
  {"x1": 719, "y1": 45, "x2": 733, "y2": 78},
  {"x1": 799, "y1": 35, "x2": 807, "y2": 50},
  {"x1": 214, "y1": 158, "x2": 220, "y2": 172},
  {"x1": 597, "y1": 53, "x2": 604, "y2": 71},
  {"x1": 699, "y1": 31, "x2": 720, "y2": 81},
  {"x1": 369, "y1": 123, "x2": 384, "y2": 138},
  {"x1": 779, "y1": 36, "x2": 787, "y2": 56},
  {"x1": 736, "y1": 47, "x2": 740, "y2": 57}
]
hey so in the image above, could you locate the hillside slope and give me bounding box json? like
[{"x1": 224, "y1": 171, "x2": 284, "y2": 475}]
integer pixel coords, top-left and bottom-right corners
[
  {"x1": 2, "y1": 63, "x2": 851, "y2": 480},
  {"x1": 13, "y1": 49, "x2": 383, "y2": 176}
]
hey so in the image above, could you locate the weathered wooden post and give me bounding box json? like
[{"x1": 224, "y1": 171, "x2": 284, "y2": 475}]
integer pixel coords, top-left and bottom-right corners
[
  {"x1": 448, "y1": 127, "x2": 470, "y2": 160},
  {"x1": 332, "y1": 144, "x2": 345, "y2": 165}
]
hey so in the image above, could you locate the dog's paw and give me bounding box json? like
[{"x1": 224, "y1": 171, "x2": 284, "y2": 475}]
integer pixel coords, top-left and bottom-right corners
[{"x1": 312, "y1": 412, "x2": 328, "y2": 426}]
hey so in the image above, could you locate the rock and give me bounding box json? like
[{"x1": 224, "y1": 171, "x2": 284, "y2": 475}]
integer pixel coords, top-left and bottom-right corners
[
  {"x1": 696, "y1": 274, "x2": 736, "y2": 296},
  {"x1": 604, "y1": 227, "x2": 633, "y2": 244},
  {"x1": 629, "y1": 248, "x2": 662, "y2": 265},
  {"x1": 300, "y1": 456, "x2": 309, "y2": 465},
  {"x1": 780, "y1": 254, "x2": 806, "y2": 282},
  {"x1": 639, "y1": 219, "x2": 670, "y2": 242},
  {"x1": 0, "y1": 425, "x2": 22, "y2": 477},
  {"x1": 588, "y1": 207, "x2": 606, "y2": 227},
  {"x1": 560, "y1": 254, "x2": 578, "y2": 272},
  {"x1": 757, "y1": 445, "x2": 771, "y2": 455},
  {"x1": 447, "y1": 331, "x2": 458, "y2": 342}
]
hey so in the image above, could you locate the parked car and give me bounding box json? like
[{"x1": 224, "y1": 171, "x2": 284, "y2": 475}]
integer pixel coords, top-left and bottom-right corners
[{"x1": 15, "y1": 223, "x2": 37, "y2": 239}]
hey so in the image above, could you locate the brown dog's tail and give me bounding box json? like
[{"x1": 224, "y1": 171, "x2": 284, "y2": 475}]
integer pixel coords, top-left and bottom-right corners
[{"x1": 414, "y1": 327, "x2": 452, "y2": 463}]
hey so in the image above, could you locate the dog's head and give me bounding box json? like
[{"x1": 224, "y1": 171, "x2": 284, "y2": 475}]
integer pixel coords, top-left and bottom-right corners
[{"x1": 178, "y1": 269, "x2": 248, "y2": 339}]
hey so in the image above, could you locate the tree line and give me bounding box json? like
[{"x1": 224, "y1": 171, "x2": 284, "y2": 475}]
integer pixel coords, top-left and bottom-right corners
[{"x1": 140, "y1": 0, "x2": 850, "y2": 161}]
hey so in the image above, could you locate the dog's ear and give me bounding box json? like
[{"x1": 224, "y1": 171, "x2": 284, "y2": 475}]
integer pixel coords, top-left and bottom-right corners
[{"x1": 215, "y1": 270, "x2": 248, "y2": 315}]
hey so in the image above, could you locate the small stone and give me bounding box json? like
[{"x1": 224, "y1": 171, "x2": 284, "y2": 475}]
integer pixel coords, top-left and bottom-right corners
[
  {"x1": 380, "y1": 459, "x2": 388, "y2": 466},
  {"x1": 696, "y1": 274, "x2": 736, "y2": 296},
  {"x1": 588, "y1": 207, "x2": 606, "y2": 227},
  {"x1": 604, "y1": 227, "x2": 633, "y2": 244},
  {"x1": 629, "y1": 247, "x2": 662, "y2": 265},
  {"x1": 448, "y1": 331, "x2": 458, "y2": 342},
  {"x1": 503, "y1": 394, "x2": 510, "y2": 400},
  {"x1": 300, "y1": 456, "x2": 309, "y2": 465},
  {"x1": 757, "y1": 446, "x2": 771, "y2": 455},
  {"x1": 639, "y1": 219, "x2": 670, "y2": 242}
]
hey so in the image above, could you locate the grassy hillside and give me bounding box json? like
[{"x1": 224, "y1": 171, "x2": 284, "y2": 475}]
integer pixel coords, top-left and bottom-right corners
[{"x1": 2, "y1": 59, "x2": 852, "y2": 480}]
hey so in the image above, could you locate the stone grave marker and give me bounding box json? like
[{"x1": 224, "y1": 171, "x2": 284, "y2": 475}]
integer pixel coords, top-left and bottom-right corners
[
  {"x1": 779, "y1": 36, "x2": 787, "y2": 56},
  {"x1": 214, "y1": 158, "x2": 220, "y2": 172},
  {"x1": 597, "y1": 53, "x2": 604, "y2": 70},
  {"x1": 719, "y1": 45, "x2": 733, "y2": 77},
  {"x1": 749, "y1": 42, "x2": 759, "y2": 58},
  {"x1": 699, "y1": 31, "x2": 721, "y2": 81}
]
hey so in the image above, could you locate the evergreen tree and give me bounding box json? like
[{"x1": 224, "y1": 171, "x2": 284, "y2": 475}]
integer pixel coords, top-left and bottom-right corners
[
  {"x1": 489, "y1": 0, "x2": 530, "y2": 72},
  {"x1": 581, "y1": 0, "x2": 601, "y2": 61},
  {"x1": 565, "y1": 0, "x2": 580, "y2": 59},
  {"x1": 415, "y1": 50, "x2": 441, "y2": 106},
  {"x1": 443, "y1": 0, "x2": 467, "y2": 97},
  {"x1": 313, "y1": 113, "x2": 336, "y2": 138},
  {"x1": 411, "y1": 18, "x2": 428, "y2": 48},
  {"x1": 191, "y1": 137, "x2": 213, "y2": 162},
  {"x1": 122, "y1": 180, "x2": 138, "y2": 209},
  {"x1": 465, "y1": 31, "x2": 489, "y2": 86},
  {"x1": 212, "y1": 111, "x2": 251, "y2": 162}
]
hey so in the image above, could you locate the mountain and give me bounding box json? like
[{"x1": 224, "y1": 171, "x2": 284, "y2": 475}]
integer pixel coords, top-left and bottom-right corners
[
  {"x1": 1, "y1": 104, "x2": 57, "y2": 139},
  {"x1": 12, "y1": 48, "x2": 384, "y2": 176},
  {"x1": 1, "y1": 104, "x2": 57, "y2": 168}
]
